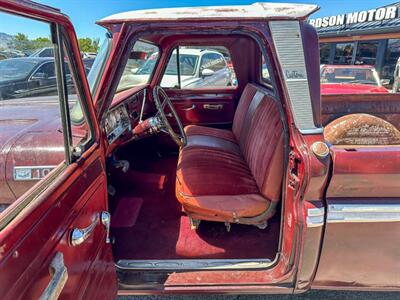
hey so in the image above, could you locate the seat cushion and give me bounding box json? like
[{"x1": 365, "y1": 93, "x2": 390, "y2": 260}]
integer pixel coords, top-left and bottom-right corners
[
  {"x1": 176, "y1": 147, "x2": 270, "y2": 222},
  {"x1": 185, "y1": 125, "x2": 236, "y2": 143},
  {"x1": 177, "y1": 147, "x2": 258, "y2": 196}
]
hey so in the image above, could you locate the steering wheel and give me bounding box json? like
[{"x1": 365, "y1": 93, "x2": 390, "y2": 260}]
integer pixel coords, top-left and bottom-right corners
[{"x1": 152, "y1": 86, "x2": 187, "y2": 147}]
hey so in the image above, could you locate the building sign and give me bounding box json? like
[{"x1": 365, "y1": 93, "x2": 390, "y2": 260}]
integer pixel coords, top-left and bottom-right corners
[{"x1": 309, "y1": 6, "x2": 399, "y2": 28}]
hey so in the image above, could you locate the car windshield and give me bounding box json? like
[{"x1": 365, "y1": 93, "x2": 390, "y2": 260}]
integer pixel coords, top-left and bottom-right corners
[
  {"x1": 164, "y1": 53, "x2": 198, "y2": 76},
  {"x1": 0, "y1": 59, "x2": 36, "y2": 81},
  {"x1": 136, "y1": 54, "x2": 158, "y2": 75},
  {"x1": 70, "y1": 37, "x2": 111, "y2": 124},
  {"x1": 321, "y1": 67, "x2": 380, "y2": 86}
]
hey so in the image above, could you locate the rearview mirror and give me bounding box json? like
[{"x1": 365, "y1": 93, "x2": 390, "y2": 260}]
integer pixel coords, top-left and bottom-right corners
[
  {"x1": 129, "y1": 51, "x2": 147, "y2": 60},
  {"x1": 201, "y1": 68, "x2": 214, "y2": 77}
]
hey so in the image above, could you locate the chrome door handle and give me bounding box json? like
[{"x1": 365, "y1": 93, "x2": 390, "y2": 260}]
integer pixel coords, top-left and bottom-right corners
[
  {"x1": 39, "y1": 252, "x2": 68, "y2": 300},
  {"x1": 203, "y1": 104, "x2": 223, "y2": 110},
  {"x1": 182, "y1": 104, "x2": 196, "y2": 111},
  {"x1": 101, "y1": 211, "x2": 112, "y2": 244},
  {"x1": 70, "y1": 215, "x2": 98, "y2": 246}
]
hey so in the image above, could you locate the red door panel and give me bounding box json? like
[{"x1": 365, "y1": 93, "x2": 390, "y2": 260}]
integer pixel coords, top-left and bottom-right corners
[
  {"x1": 0, "y1": 156, "x2": 117, "y2": 299},
  {"x1": 0, "y1": 2, "x2": 117, "y2": 299},
  {"x1": 165, "y1": 89, "x2": 237, "y2": 126},
  {"x1": 313, "y1": 146, "x2": 400, "y2": 290}
]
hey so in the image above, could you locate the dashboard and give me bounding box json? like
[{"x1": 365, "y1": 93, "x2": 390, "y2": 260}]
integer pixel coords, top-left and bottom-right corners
[{"x1": 104, "y1": 89, "x2": 144, "y2": 145}]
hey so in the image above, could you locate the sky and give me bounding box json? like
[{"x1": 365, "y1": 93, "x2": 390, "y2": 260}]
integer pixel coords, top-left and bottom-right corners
[{"x1": 0, "y1": 0, "x2": 397, "y2": 41}]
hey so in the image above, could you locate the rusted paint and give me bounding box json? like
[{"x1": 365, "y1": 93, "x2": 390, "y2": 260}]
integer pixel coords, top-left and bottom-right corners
[
  {"x1": 98, "y1": 3, "x2": 319, "y2": 25},
  {"x1": 321, "y1": 93, "x2": 400, "y2": 130}
]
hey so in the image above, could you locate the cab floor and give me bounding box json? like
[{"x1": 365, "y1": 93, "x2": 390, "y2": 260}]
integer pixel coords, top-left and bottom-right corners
[{"x1": 109, "y1": 148, "x2": 280, "y2": 261}]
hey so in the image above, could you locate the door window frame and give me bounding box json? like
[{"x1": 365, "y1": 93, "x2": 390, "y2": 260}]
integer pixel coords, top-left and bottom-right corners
[{"x1": 0, "y1": 19, "x2": 96, "y2": 230}]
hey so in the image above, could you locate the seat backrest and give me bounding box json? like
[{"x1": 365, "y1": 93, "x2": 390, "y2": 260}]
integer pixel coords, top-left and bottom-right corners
[
  {"x1": 233, "y1": 83, "x2": 285, "y2": 202},
  {"x1": 232, "y1": 84, "x2": 258, "y2": 141}
]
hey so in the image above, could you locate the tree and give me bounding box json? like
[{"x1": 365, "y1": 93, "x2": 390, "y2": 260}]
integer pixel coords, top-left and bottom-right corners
[
  {"x1": 78, "y1": 37, "x2": 99, "y2": 53},
  {"x1": 32, "y1": 37, "x2": 52, "y2": 49},
  {"x1": 14, "y1": 33, "x2": 32, "y2": 51}
]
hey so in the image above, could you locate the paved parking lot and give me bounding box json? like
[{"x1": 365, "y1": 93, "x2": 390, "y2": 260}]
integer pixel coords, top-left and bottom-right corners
[{"x1": 120, "y1": 290, "x2": 400, "y2": 300}]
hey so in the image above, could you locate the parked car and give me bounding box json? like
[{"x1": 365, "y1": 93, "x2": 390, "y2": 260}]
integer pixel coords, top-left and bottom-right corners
[
  {"x1": 1, "y1": 2, "x2": 400, "y2": 299},
  {"x1": 82, "y1": 57, "x2": 95, "y2": 74},
  {"x1": 29, "y1": 46, "x2": 54, "y2": 57},
  {"x1": 117, "y1": 48, "x2": 234, "y2": 92},
  {"x1": 0, "y1": 57, "x2": 76, "y2": 100},
  {"x1": 392, "y1": 56, "x2": 400, "y2": 93},
  {"x1": 83, "y1": 52, "x2": 97, "y2": 59},
  {"x1": 320, "y1": 64, "x2": 389, "y2": 94},
  {"x1": 0, "y1": 49, "x2": 25, "y2": 60},
  {"x1": 0, "y1": 57, "x2": 58, "y2": 100}
]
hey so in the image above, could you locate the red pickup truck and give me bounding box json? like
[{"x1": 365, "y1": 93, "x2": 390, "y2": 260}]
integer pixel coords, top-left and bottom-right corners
[
  {"x1": 0, "y1": 1, "x2": 400, "y2": 299},
  {"x1": 320, "y1": 64, "x2": 389, "y2": 94}
]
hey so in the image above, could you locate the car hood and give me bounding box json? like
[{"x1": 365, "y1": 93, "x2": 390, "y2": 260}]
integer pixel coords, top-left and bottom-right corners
[
  {"x1": 0, "y1": 97, "x2": 64, "y2": 203},
  {"x1": 321, "y1": 83, "x2": 389, "y2": 94},
  {"x1": 0, "y1": 97, "x2": 62, "y2": 151}
]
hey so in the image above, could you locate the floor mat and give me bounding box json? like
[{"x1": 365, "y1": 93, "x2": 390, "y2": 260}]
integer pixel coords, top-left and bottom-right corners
[
  {"x1": 111, "y1": 197, "x2": 143, "y2": 228},
  {"x1": 111, "y1": 153, "x2": 280, "y2": 261}
]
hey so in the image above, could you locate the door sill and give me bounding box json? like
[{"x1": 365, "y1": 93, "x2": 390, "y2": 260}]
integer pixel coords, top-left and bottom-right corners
[{"x1": 116, "y1": 258, "x2": 273, "y2": 271}]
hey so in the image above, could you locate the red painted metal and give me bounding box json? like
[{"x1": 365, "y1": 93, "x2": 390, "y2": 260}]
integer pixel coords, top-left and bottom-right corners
[
  {"x1": 0, "y1": 1, "x2": 117, "y2": 299},
  {"x1": 2, "y1": 0, "x2": 400, "y2": 296}
]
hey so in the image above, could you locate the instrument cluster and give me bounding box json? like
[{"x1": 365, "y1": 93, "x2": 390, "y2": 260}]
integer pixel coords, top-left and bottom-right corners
[{"x1": 104, "y1": 104, "x2": 131, "y2": 144}]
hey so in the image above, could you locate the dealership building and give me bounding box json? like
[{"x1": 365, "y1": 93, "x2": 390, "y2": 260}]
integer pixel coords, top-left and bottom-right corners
[{"x1": 309, "y1": 2, "x2": 400, "y2": 82}]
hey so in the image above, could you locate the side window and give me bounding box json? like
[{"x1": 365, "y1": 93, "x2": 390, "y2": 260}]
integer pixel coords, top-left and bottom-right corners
[
  {"x1": 33, "y1": 62, "x2": 55, "y2": 78},
  {"x1": 261, "y1": 52, "x2": 271, "y2": 84},
  {"x1": 39, "y1": 48, "x2": 53, "y2": 57},
  {"x1": 0, "y1": 12, "x2": 93, "y2": 220},
  {"x1": 161, "y1": 46, "x2": 237, "y2": 89},
  {"x1": 333, "y1": 42, "x2": 355, "y2": 65},
  {"x1": 320, "y1": 43, "x2": 331, "y2": 64}
]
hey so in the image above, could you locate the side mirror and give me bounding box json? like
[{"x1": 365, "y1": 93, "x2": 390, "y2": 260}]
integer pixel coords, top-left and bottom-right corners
[
  {"x1": 31, "y1": 72, "x2": 48, "y2": 86},
  {"x1": 380, "y1": 79, "x2": 390, "y2": 88},
  {"x1": 201, "y1": 68, "x2": 215, "y2": 77},
  {"x1": 32, "y1": 72, "x2": 48, "y2": 80}
]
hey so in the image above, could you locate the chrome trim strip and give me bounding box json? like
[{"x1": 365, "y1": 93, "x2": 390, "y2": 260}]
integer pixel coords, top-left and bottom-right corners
[
  {"x1": 116, "y1": 258, "x2": 273, "y2": 271},
  {"x1": 327, "y1": 204, "x2": 400, "y2": 223},
  {"x1": 299, "y1": 128, "x2": 324, "y2": 135},
  {"x1": 306, "y1": 207, "x2": 325, "y2": 228}
]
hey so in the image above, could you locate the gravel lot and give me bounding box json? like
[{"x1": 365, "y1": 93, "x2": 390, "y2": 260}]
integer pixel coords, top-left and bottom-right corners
[{"x1": 119, "y1": 290, "x2": 400, "y2": 300}]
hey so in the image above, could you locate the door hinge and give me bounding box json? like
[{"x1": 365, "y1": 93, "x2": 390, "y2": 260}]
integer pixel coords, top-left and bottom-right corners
[{"x1": 288, "y1": 150, "x2": 301, "y2": 194}]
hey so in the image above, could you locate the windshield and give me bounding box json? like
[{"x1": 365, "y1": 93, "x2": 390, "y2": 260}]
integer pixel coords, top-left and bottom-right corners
[
  {"x1": 136, "y1": 54, "x2": 158, "y2": 75},
  {"x1": 70, "y1": 37, "x2": 111, "y2": 124},
  {"x1": 116, "y1": 41, "x2": 159, "y2": 93},
  {"x1": 87, "y1": 37, "x2": 111, "y2": 95},
  {"x1": 0, "y1": 59, "x2": 36, "y2": 81},
  {"x1": 321, "y1": 66, "x2": 380, "y2": 86},
  {"x1": 165, "y1": 53, "x2": 198, "y2": 76}
]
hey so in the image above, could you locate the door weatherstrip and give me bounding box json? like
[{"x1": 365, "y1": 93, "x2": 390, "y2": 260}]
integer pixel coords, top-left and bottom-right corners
[{"x1": 116, "y1": 258, "x2": 273, "y2": 271}]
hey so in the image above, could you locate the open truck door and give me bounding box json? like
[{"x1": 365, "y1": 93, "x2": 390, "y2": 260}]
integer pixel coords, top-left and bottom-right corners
[{"x1": 0, "y1": 1, "x2": 117, "y2": 299}]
